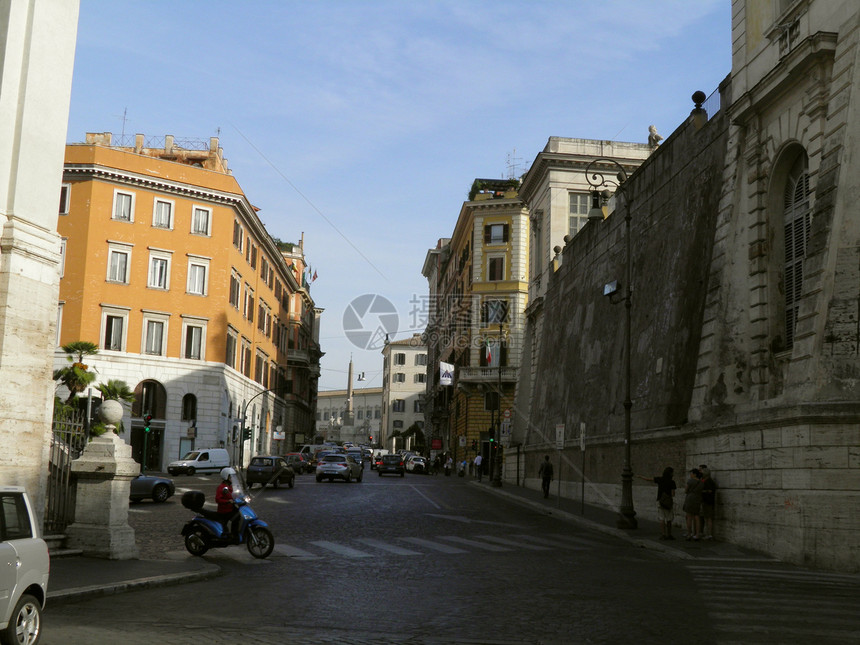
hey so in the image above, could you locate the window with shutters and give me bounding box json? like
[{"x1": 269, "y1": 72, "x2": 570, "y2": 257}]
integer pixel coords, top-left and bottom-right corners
[
  {"x1": 484, "y1": 223, "x2": 509, "y2": 245},
  {"x1": 782, "y1": 156, "x2": 811, "y2": 349}
]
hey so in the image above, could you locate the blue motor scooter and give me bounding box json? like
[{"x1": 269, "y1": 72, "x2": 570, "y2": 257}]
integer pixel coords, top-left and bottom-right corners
[{"x1": 180, "y1": 476, "x2": 274, "y2": 559}]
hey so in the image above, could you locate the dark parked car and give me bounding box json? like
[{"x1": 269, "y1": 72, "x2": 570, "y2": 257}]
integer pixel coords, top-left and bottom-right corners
[
  {"x1": 284, "y1": 452, "x2": 311, "y2": 474},
  {"x1": 246, "y1": 456, "x2": 295, "y2": 489},
  {"x1": 129, "y1": 473, "x2": 175, "y2": 503},
  {"x1": 378, "y1": 454, "x2": 405, "y2": 477}
]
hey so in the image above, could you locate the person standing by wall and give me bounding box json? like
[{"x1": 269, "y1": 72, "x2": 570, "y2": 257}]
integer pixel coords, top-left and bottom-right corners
[
  {"x1": 538, "y1": 455, "x2": 553, "y2": 498},
  {"x1": 700, "y1": 467, "x2": 717, "y2": 540},
  {"x1": 636, "y1": 467, "x2": 677, "y2": 540},
  {"x1": 683, "y1": 468, "x2": 704, "y2": 540},
  {"x1": 474, "y1": 453, "x2": 483, "y2": 482}
]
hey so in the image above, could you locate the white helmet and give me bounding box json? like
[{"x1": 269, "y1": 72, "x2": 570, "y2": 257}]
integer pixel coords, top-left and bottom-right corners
[{"x1": 220, "y1": 467, "x2": 236, "y2": 480}]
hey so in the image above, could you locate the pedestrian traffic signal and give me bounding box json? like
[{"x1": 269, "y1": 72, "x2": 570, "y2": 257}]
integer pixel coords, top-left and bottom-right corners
[{"x1": 144, "y1": 414, "x2": 153, "y2": 433}]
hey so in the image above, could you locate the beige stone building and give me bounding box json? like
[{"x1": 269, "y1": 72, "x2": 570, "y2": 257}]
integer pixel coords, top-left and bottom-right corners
[{"x1": 381, "y1": 334, "x2": 428, "y2": 452}]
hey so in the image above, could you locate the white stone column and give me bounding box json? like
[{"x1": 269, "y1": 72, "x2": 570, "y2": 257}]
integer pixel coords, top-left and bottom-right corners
[
  {"x1": 0, "y1": 1, "x2": 80, "y2": 517},
  {"x1": 66, "y1": 400, "x2": 140, "y2": 559}
]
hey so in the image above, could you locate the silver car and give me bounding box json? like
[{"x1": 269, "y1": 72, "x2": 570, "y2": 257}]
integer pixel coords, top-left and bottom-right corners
[{"x1": 315, "y1": 454, "x2": 363, "y2": 483}]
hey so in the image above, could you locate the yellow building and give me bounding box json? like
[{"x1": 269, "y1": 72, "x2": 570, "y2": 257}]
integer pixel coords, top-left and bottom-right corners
[
  {"x1": 56, "y1": 133, "x2": 321, "y2": 469},
  {"x1": 423, "y1": 179, "x2": 528, "y2": 474}
]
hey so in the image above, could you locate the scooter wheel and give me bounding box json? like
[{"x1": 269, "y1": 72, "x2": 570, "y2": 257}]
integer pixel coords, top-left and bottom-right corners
[
  {"x1": 184, "y1": 529, "x2": 209, "y2": 556},
  {"x1": 247, "y1": 526, "x2": 274, "y2": 559}
]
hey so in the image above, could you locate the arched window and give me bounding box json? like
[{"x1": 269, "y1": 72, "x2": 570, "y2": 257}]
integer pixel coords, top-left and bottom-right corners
[
  {"x1": 782, "y1": 155, "x2": 811, "y2": 349},
  {"x1": 131, "y1": 379, "x2": 167, "y2": 418},
  {"x1": 182, "y1": 394, "x2": 197, "y2": 422}
]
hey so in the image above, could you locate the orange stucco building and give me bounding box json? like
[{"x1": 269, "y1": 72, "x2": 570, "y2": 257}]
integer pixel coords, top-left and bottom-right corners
[{"x1": 56, "y1": 133, "x2": 322, "y2": 469}]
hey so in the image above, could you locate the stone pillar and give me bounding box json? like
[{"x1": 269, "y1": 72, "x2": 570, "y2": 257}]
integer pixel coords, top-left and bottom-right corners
[
  {"x1": 0, "y1": 0, "x2": 80, "y2": 520},
  {"x1": 66, "y1": 400, "x2": 140, "y2": 559}
]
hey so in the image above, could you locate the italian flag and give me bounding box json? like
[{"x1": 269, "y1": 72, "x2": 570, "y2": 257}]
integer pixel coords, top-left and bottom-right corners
[{"x1": 485, "y1": 339, "x2": 493, "y2": 364}]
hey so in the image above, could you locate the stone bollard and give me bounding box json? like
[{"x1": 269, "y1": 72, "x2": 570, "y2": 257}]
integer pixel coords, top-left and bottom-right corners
[{"x1": 65, "y1": 399, "x2": 140, "y2": 559}]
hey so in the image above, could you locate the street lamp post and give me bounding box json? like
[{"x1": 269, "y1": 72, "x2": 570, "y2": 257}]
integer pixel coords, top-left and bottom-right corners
[
  {"x1": 585, "y1": 158, "x2": 637, "y2": 530},
  {"x1": 492, "y1": 321, "x2": 503, "y2": 487}
]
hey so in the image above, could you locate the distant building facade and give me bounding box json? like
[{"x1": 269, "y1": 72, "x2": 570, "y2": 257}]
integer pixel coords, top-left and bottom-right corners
[
  {"x1": 381, "y1": 334, "x2": 427, "y2": 452},
  {"x1": 56, "y1": 133, "x2": 321, "y2": 469},
  {"x1": 316, "y1": 387, "x2": 382, "y2": 445}
]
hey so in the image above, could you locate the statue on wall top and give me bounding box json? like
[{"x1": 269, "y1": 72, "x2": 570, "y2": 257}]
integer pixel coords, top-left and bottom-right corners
[{"x1": 648, "y1": 125, "x2": 663, "y2": 147}]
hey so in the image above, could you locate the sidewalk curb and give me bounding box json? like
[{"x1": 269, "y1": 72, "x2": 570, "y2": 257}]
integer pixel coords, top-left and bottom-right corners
[
  {"x1": 48, "y1": 562, "x2": 222, "y2": 604},
  {"x1": 470, "y1": 481, "x2": 695, "y2": 560}
]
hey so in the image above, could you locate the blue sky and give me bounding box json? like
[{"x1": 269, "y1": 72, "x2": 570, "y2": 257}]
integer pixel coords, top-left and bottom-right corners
[{"x1": 66, "y1": 0, "x2": 731, "y2": 391}]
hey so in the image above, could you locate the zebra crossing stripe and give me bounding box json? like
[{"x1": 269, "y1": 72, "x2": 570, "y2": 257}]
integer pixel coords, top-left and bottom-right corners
[
  {"x1": 273, "y1": 544, "x2": 319, "y2": 559},
  {"x1": 355, "y1": 538, "x2": 421, "y2": 555},
  {"x1": 309, "y1": 540, "x2": 373, "y2": 558},
  {"x1": 473, "y1": 535, "x2": 551, "y2": 550},
  {"x1": 399, "y1": 537, "x2": 468, "y2": 554},
  {"x1": 437, "y1": 536, "x2": 511, "y2": 552},
  {"x1": 515, "y1": 534, "x2": 589, "y2": 549}
]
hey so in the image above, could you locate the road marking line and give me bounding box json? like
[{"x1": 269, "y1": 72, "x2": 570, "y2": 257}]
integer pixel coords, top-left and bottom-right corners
[
  {"x1": 473, "y1": 535, "x2": 551, "y2": 550},
  {"x1": 438, "y1": 536, "x2": 511, "y2": 552},
  {"x1": 310, "y1": 540, "x2": 373, "y2": 558},
  {"x1": 273, "y1": 544, "x2": 320, "y2": 559},
  {"x1": 355, "y1": 538, "x2": 422, "y2": 555},
  {"x1": 409, "y1": 485, "x2": 442, "y2": 509},
  {"x1": 399, "y1": 537, "x2": 467, "y2": 554}
]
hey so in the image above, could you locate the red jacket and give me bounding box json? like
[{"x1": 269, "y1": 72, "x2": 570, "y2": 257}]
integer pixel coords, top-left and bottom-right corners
[{"x1": 215, "y1": 482, "x2": 234, "y2": 514}]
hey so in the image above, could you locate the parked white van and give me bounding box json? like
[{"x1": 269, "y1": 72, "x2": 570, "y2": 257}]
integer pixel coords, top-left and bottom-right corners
[{"x1": 167, "y1": 448, "x2": 230, "y2": 475}]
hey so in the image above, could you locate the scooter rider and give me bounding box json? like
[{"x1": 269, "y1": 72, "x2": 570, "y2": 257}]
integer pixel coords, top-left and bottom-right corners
[{"x1": 216, "y1": 467, "x2": 241, "y2": 542}]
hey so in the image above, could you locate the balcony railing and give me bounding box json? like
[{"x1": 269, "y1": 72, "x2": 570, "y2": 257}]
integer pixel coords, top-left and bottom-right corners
[{"x1": 457, "y1": 366, "x2": 518, "y2": 383}]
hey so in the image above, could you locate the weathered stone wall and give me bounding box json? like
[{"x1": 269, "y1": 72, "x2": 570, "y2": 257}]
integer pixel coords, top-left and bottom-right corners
[{"x1": 523, "y1": 105, "x2": 730, "y2": 494}]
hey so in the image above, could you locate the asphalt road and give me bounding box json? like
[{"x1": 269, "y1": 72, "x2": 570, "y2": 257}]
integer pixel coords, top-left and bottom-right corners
[{"x1": 40, "y1": 470, "x2": 860, "y2": 644}]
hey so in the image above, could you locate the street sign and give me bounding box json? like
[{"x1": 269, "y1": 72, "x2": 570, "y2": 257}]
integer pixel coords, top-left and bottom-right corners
[
  {"x1": 555, "y1": 424, "x2": 565, "y2": 450},
  {"x1": 503, "y1": 408, "x2": 511, "y2": 419},
  {"x1": 459, "y1": 435, "x2": 466, "y2": 447},
  {"x1": 500, "y1": 420, "x2": 511, "y2": 436}
]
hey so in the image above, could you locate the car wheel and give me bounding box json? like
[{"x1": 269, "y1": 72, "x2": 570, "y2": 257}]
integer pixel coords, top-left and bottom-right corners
[
  {"x1": 247, "y1": 526, "x2": 274, "y2": 559},
  {"x1": 184, "y1": 529, "x2": 209, "y2": 556},
  {"x1": 187, "y1": 467, "x2": 195, "y2": 476},
  {"x1": 316, "y1": 475, "x2": 322, "y2": 482},
  {"x1": 1, "y1": 593, "x2": 41, "y2": 645},
  {"x1": 152, "y1": 484, "x2": 170, "y2": 503}
]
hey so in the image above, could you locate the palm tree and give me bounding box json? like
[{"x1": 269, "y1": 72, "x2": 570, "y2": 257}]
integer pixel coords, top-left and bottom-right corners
[
  {"x1": 95, "y1": 379, "x2": 135, "y2": 404},
  {"x1": 53, "y1": 341, "x2": 99, "y2": 404}
]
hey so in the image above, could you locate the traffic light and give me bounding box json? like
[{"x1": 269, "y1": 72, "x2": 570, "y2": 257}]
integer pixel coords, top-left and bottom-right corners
[
  {"x1": 242, "y1": 427, "x2": 251, "y2": 441},
  {"x1": 368, "y1": 435, "x2": 373, "y2": 443},
  {"x1": 144, "y1": 414, "x2": 153, "y2": 433}
]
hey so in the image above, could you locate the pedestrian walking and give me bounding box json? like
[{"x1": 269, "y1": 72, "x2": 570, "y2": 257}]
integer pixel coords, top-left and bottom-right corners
[
  {"x1": 444, "y1": 455, "x2": 453, "y2": 476},
  {"x1": 538, "y1": 455, "x2": 553, "y2": 498},
  {"x1": 636, "y1": 467, "x2": 677, "y2": 540},
  {"x1": 700, "y1": 467, "x2": 717, "y2": 540},
  {"x1": 683, "y1": 468, "x2": 704, "y2": 540},
  {"x1": 474, "y1": 453, "x2": 483, "y2": 482}
]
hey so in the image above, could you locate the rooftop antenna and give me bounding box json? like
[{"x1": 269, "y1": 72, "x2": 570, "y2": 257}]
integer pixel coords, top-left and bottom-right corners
[
  {"x1": 119, "y1": 107, "x2": 128, "y2": 138},
  {"x1": 505, "y1": 148, "x2": 523, "y2": 179}
]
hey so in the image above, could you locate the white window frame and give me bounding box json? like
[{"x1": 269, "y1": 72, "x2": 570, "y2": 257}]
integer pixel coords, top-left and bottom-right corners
[
  {"x1": 191, "y1": 205, "x2": 212, "y2": 236},
  {"x1": 141, "y1": 310, "x2": 170, "y2": 357},
  {"x1": 59, "y1": 183, "x2": 71, "y2": 215},
  {"x1": 106, "y1": 241, "x2": 133, "y2": 284},
  {"x1": 486, "y1": 223, "x2": 507, "y2": 245},
  {"x1": 225, "y1": 326, "x2": 238, "y2": 369},
  {"x1": 152, "y1": 198, "x2": 174, "y2": 229},
  {"x1": 229, "y1": 270, "x2": 242, "y2": 308},
  {"x1": 233, "y1": 220, "x2": 244, "y2": 252},
  {"x1": 100, "y1": 305, "x2": 130, "y2": 352},
  {"x1": 112, "y1": 190, "x2": 135, "y2": 222},
  {"x1": 569, "y1": 192, "x2": 589, "y2": 237},
  {"x1": 147, "y1": 248, "x2": 173, "y2": 290},
  {"x1": 186, "y1": 255, "x2": 210, "y2": 296},
  {"x1": 59, "y1": 238, "x2": 67, "y2": 278},
  {"x1": 181, "y1": 315, "x2": 208, "y2": 361}
]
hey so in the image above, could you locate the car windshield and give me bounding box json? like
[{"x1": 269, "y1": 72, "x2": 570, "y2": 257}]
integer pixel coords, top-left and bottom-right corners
[{"x1": 182, "y1": 451, "x2": 200, "y2": 460}]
